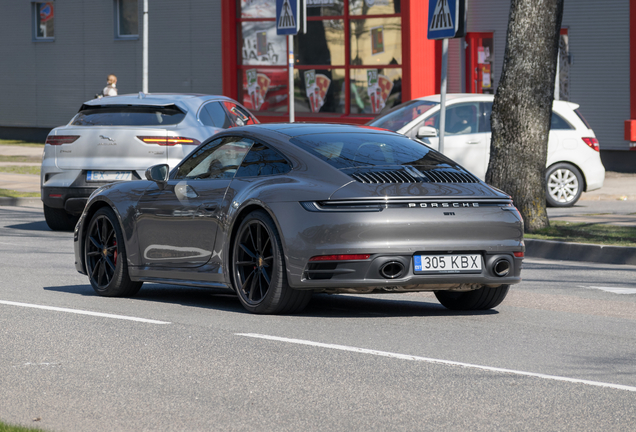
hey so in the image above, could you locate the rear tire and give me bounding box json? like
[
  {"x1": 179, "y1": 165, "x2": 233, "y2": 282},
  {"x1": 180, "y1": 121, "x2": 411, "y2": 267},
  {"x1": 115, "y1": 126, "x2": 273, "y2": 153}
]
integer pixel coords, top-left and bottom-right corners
[
  {"x1": 546, "y1": 163, "x2": 583, "y2": 207},
  {"x1": 434, "y1": 285, "x2": 510, "y2": 310},
  {"x1": 232, "y1": 210, "x2": 312, "y2": 314},
  {"x1": 44, "y1": 204, "x2": 79, "y2": 232},
  {"x1": 84, "y1": 207, "x2": 142, "y2": 297}
]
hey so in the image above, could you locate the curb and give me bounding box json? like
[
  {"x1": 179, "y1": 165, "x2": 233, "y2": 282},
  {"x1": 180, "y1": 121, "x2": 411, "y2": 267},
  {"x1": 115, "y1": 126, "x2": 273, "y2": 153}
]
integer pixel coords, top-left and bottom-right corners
[
  {"x1": 0, "y1": 197, "x2": 41, "y2": 207},
  {"x1": 525, "y1": 239, "x2": 636, "y2": 266}
]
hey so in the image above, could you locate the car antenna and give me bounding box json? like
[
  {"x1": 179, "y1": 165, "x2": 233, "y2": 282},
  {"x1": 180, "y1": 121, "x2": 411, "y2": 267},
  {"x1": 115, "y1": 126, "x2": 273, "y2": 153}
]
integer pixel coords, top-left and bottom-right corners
[{"x1": 138, "y1": 92, "x2": 146, "y2": 99}]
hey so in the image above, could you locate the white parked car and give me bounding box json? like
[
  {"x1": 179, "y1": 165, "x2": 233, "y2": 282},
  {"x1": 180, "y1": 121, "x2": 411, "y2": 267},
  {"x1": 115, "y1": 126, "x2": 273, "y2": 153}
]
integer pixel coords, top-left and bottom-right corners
[
  {"x1": 368, "y1": 94, "x2": 605, "y2": 207},
  {"x1": 41, "y1": 93, "x2": 258, "y2": 231}
]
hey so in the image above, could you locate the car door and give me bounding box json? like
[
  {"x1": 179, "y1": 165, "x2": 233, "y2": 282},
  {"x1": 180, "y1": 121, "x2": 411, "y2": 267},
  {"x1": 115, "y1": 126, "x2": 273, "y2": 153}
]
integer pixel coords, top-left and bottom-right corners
[
  {"x1": 409, "y1": 102, "x2": 490, "y2": 179},
  {"x1": 135, "y1": 136, "x2": 253, "y2": 269}
]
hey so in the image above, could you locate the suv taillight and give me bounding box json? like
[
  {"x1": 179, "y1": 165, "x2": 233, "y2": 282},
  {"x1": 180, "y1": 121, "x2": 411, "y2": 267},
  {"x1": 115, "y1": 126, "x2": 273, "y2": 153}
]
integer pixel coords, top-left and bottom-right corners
[
  {"x1": 45, "y1": 135, "x2": 79, "y2": 145},
  {"x1": 137, "y1": 136, "x2": 201, "y2": 146},
  {"x1": 582, "y1": 137, "x2": 599, "y2": 152}
]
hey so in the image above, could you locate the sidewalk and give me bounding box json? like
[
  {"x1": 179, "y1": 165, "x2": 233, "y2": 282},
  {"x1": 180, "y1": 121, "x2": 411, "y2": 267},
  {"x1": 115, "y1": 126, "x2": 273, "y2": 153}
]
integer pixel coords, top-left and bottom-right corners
[{"x1": 1, "y1": 144, "x2": 635, "y2": 265}]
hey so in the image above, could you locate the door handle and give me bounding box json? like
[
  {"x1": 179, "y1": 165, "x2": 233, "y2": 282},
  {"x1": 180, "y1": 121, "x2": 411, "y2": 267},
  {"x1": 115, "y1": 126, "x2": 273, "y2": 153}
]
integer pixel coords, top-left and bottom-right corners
[
  {"x1": 466, "y1": 140, "x2": 481, "y2": 144},
  {"x1": 203, "y1": 203, "x2": 217, "y2": 211}
]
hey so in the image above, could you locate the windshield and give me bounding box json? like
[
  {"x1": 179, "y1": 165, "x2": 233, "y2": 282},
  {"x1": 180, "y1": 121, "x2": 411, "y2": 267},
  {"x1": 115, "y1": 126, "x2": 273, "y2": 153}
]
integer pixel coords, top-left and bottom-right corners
[
  {"x1": 369, "y1": 100, "x2": 438, "y2": 132},
  {"x1": 290, "y1": 132, "x2": 456, "y2": 170}
]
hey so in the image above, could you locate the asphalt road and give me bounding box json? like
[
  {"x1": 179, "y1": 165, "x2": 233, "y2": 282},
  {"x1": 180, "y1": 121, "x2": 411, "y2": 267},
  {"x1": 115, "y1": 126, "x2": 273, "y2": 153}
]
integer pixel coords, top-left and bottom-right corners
[{"x1": 1, "y1": 206, "x2": 635, "y2": 432}]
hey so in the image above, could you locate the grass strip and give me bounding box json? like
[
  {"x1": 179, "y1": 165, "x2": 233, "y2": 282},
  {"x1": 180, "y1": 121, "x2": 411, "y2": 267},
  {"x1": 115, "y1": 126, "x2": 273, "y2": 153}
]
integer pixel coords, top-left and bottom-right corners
[
  {"x1": 0, "y1": 139, "x2": 44, "y2": 147},
  {"x1": 0, "y1": 420, "x2": 49, "y2": 432},
  {"x1": 0, "y1": 155, "x2": 42, "y2": 163},
  {"x1": 0, "y1": 189, "x2": 40, "y2": 198},
  {"x1": 0, "y1": 166, "x2": 40, "y2": 175},
  {"x1": 526, "y1": 221, "x2": 636, "y2": 247}
]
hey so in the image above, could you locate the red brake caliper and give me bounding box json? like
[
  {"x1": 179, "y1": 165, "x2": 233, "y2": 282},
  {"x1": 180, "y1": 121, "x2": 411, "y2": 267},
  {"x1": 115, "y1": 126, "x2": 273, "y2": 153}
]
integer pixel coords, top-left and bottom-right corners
[{"x1": 113, "y1": 240, "x2": 118, "y2": 265}]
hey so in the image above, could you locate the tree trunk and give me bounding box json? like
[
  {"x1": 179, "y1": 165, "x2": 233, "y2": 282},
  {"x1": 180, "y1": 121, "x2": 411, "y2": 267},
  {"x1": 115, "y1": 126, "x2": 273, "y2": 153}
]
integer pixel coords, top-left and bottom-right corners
[{"x1": 486, "y1": 0, "x2": 564, "y2": 233}]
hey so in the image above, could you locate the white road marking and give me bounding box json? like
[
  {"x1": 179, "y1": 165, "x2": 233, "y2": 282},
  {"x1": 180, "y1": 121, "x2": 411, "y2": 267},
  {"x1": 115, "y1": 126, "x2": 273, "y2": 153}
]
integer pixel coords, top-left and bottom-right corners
[
  {"x1": 0, "y1": 300, "x2": 171, "y2": 324},
  {"x1": 579, "y1": 285, "x2": 636, "y2": 295},
  {"x1": 237, "y1": 333, "x2": 636, "y2": 393}
]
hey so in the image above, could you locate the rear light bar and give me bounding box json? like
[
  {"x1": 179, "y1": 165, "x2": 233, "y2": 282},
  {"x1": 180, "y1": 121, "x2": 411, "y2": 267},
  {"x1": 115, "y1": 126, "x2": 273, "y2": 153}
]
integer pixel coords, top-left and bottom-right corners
[
  {"x1": 45, "y1": 135, "x2": 79, "y2": 145},
  {"x1": 513, "y1": 251, "x2": 524, "y2": 258},
  {"x1": 137, "y1": 136, "x2": 201, "y2": 146},
  {"x1": 582, "y1": 137, "x2": 599, "y2": 152},
  {"x1": 309, "y1": 254, "x2": 371, "y2": 262}
]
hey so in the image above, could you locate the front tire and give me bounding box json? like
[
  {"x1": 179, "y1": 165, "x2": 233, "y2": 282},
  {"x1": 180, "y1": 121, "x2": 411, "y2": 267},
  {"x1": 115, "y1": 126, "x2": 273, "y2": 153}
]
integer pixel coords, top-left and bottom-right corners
[
  {"x1": 546, "y1": 163, "x2": 584, "y2": 207},
  {"x1": 84, "y1": 207, "x2": 142, "y2": 297},
  {"x1": 44, "y1": 204, "x2": 79, "y2": 232},
  {"x1": 434, "y1": 285, "x2": 510, "y2": 310},
  {"x1": 232, "y1": 210, "x2": 311, "y2": 314}
]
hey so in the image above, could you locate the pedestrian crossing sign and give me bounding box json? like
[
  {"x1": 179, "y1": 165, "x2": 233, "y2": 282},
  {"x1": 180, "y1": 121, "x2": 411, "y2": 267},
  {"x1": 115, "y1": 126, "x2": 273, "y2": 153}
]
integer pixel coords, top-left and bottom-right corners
[
  {"x1": 427, "y1": 0, "x2": 466, "y2": 40},
  {"x1": 276, "y1": 0, "x2": 299, "y2": 35}
]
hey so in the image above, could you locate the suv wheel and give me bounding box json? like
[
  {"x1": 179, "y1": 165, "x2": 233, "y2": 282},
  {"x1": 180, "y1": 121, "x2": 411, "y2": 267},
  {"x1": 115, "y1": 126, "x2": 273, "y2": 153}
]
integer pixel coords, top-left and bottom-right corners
[
  {"x1": 43, "y1": 204, "x2": 79, "y2": 232},
  {"x1": 546, "y1": 163, "x2": 584, "y2": 207}
]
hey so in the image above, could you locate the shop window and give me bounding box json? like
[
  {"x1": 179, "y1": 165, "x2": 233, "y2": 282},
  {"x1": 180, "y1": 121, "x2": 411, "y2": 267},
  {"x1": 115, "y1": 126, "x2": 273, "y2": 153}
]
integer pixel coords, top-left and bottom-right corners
[
  {"x1": 33, "y1": 2, "x2": 55, "y2": 40},
  {"x1": 236, "y1": 0, "x2": 401, "y2": 117},
  {"x1": 465, "y1": 33, "x2": 494, "y2": 94},
  {"x1": 115, "y1": 0, "x2": 138, "y2": 38}
]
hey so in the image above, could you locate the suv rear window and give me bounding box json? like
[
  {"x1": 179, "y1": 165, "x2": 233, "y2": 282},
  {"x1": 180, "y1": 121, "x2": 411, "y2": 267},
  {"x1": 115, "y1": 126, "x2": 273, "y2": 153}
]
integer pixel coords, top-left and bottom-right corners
[
  {"x1": 290, "y1": 132, "x2": 456, "y2": 170},
  {"x1": 71, "y1": 105, "x2": 186, "y2": 126}
]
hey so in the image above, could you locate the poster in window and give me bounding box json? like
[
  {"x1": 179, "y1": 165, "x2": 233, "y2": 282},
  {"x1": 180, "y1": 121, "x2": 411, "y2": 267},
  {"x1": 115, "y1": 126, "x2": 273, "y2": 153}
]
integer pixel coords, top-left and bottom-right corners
[
  {"x1": 367, "y1": 70, "x2": 393, "y2": 114},
  {"x1": 246, "y1": 69, "x2": 271, "y2": 111},
  {"x1": 256, "y1": 32, "x2": 268, "y2": 57},
  {"x1": 304, "y1": 70, "x2": 332, "y2": 113},
  {"x1": 371, "y1": 26, "x2": 385, "y2": 55},
  {"x1": 481, "y1": 64, "x2": 491, "y2": 89}
]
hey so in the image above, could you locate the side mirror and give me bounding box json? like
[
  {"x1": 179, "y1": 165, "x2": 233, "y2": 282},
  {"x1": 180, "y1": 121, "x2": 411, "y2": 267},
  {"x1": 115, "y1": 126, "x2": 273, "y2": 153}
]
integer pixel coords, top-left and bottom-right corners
[
  {"x1": 145, "y1": 164, "x2": 169, "y2": 185},
  {"x1": 417, "y1": 126, "x2": 438, "y2": 138}
]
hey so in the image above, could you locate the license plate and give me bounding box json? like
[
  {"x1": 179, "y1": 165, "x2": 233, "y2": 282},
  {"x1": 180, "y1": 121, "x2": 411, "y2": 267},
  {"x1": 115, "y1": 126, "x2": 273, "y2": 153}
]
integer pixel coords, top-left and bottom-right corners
[
  {"x1": 414, "y1": 254, "x2": 482, "y2": 274},
  {"x1": 86, "y1": 171, "x2": 132, "y2": 182}
]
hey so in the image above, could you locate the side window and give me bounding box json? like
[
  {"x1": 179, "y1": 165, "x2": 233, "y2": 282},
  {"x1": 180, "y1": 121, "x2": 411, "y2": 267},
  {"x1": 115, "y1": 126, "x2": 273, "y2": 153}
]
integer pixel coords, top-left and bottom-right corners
[
  {"x1": 446, "y1": 103, "x2": 480, "y2": 135},
  {"x1": 223, "y1": 102, "x2": 258, "y2": 127},
  {"x1": 235, "y1": 143, "x2": 291, "y2": 178},
  {"x1": 200, "y1": 102, "x2": 231, "y2": 128},
  {"x1": 175, "y1": 137, "x2": 252, "y2": 180},
  {"x1": 480, "y1": 102, "x2": 493, "y2": 133},
  {"x1": 551, "y1": 112, "x2": 574, "y2": 130}
]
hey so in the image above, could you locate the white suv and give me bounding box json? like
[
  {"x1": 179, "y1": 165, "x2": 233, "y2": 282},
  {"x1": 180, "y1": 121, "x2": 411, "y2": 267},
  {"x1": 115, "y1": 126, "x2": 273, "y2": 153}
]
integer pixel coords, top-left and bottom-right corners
[
  {"x1": 41, "y1": 93, "x2": 258, "y2": 231},
  {"x1": 368, "y1": 94, "x2": 605, "y2": 207}
]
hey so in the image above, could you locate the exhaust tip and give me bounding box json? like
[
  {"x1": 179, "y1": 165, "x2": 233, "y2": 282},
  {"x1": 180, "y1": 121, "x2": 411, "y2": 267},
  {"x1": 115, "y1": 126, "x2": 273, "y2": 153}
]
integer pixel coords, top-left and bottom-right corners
[
  {"x1": 380, "y1": 261, "x2": 405, "y2": 279},
  {"x1": 493, "y1": 259, "x2": 511, "y2": 277}
]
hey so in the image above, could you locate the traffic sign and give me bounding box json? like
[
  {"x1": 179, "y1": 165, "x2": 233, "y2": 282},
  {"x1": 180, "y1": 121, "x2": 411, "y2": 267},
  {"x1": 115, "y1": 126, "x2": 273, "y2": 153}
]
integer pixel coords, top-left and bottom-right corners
[
  {"x1": 276, "y1": 0, "x2": 298, "y2": 35},
  {"x1": 427, "y1": 0, "x2": 466, "y2": 40}
]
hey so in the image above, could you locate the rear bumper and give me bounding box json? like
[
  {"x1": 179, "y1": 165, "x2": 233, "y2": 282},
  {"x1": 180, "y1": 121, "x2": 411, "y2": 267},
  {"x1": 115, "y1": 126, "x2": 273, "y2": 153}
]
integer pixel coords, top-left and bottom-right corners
[
  {"x1": 42, "y1": 186, "x2": 94, "y2": 213},
  {"x1": 582, "y1": 155, "x2": 605, "y2": 192}
]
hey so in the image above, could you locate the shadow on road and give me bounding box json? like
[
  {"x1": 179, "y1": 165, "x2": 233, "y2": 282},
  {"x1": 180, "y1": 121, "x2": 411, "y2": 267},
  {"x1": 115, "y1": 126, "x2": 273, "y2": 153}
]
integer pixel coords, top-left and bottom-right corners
[
  {"x1": 7, "y1": 220, "x2": 51, "y2": 231},
  {"x1": 43, "y1": 283, "x2": 500, "y2": 318}
]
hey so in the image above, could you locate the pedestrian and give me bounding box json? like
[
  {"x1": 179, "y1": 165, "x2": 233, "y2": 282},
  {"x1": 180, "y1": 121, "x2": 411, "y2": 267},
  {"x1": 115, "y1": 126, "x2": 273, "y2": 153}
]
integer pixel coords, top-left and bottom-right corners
[{"x1": 102, "y1": 74, "x2": 118, "y2": 97}]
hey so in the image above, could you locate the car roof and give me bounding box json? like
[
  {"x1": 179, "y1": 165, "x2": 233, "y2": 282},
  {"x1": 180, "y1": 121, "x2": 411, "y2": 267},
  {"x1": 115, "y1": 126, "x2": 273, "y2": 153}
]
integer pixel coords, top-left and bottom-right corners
[
  {"x1": 82, "y1": 93, "x2": 231, "y2": 107},
  {"x1": 412, "y1": 93, "x2": 579, "y2": 110},
  {"x1": 249, "y1": 123, "x2": 398, "y2": 137}
]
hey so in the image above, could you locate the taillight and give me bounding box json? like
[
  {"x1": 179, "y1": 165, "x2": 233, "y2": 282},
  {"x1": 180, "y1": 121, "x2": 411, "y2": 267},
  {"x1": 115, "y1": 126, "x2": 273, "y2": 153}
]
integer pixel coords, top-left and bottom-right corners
[
  {"x1": 309, "y1": 254, "x2": 371, "y2": 261},
  {"x1": 582, "y1": 137, "x2": 599, "y2": 152},
  {"x1": 45, "y1": 135, "x2": 79, "y2": 145},
  {"x1": 514, "y1": 251, "x2": 524, "y2": 258},
  {"x1": 137, "y1": 136, "x2": 201, "y2": 146}
]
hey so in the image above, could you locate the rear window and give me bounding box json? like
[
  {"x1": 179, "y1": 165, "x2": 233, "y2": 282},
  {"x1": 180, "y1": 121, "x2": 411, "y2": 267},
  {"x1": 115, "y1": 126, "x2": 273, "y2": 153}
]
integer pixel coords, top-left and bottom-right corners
[
  {"x1": 290, "y1": 132, "x2": 456, "y2": 170},
  {"x1": 71, "y1": 105, "x2": 187, "y2": 126},
  {"x1": 369, "y1": 100, "x2": 438, "y2": 132},
  {"x1": 574, "y1": 108, "x2": 593, "y2": 130}
]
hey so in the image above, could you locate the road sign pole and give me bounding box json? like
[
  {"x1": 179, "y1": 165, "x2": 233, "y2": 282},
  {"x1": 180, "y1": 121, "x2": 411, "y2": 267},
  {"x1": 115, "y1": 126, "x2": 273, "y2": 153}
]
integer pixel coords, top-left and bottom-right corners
[
  {"x1": 439, "y1": 37, "x2": 448, "y2": 154},
  {"x1": 288, "y1": 34, "x2": 294, "y2": 123}
]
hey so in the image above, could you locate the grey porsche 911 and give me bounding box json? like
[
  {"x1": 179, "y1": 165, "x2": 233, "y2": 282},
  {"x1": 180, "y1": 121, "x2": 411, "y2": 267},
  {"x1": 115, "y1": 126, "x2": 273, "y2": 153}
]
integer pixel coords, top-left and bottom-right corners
[{"x1": 73, "y1": 123, "x2": 524, "y2": 314}]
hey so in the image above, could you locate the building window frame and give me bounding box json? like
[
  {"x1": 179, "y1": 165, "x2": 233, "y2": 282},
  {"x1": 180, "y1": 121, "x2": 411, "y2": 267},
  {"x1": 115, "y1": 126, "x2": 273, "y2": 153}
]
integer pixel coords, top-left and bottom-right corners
[
  {"x1": 114, "y1": 0, "x2": 139, "y2": 40},
  {"x1": 32, "y1": 1, "x2": 55, "y2": 42}
]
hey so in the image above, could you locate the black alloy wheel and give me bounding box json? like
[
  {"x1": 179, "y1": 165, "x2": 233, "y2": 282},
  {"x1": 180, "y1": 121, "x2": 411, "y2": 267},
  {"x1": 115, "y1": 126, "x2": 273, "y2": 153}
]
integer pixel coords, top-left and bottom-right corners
[
  {"x1": 85, "y1": 207, "x2": 142, "y2": 297},
  {"x1": 232, "y1": 210, "x2": 311, "y2": 314}
]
